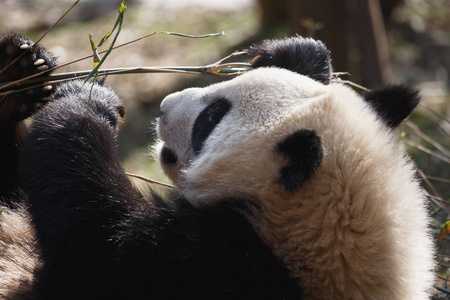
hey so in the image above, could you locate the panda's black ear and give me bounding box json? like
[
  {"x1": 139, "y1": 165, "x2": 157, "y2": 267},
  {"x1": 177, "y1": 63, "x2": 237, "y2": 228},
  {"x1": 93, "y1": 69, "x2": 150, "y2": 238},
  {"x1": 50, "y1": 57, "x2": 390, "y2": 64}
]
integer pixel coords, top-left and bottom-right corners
[
  {"x1": 363, "y1": 84, "x2": 420, "y2": 128},
  {"x1": 276, "y1": 129, "x2": 322, "y2": 192},
  {"x1": 246, "y1": 36, "x2": 332, "y2": 84}
]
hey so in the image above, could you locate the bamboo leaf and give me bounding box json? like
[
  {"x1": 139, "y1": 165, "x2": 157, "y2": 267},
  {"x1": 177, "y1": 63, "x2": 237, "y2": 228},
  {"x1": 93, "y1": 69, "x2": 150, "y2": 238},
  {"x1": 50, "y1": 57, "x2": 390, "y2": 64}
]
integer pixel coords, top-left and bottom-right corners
[
  {"x1": 84, "y1": 1, "x2": 126, "y2": 84},
  {"x1": 89, "y1": 34, "x2": 101, "y2": 67},
  {"x1": 439, "y1": 221, "x2": 450, "y2": 244},
  {"x1": 118, "y1": 1, "x2": 127, "y2": 14}
]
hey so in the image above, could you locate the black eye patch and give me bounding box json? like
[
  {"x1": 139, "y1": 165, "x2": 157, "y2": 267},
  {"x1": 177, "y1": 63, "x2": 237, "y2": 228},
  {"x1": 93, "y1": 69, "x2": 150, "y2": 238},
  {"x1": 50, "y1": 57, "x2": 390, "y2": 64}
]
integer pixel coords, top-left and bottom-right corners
[{"x1": 192, "y1": 98, "x2": 232, "y2": 155}]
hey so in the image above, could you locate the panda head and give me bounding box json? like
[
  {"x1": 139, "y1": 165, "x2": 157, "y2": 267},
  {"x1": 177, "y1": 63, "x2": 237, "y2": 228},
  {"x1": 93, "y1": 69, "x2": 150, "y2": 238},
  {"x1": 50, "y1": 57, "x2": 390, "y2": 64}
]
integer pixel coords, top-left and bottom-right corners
[{"x1": 155, "y1": 36, "x2": 420, "y2": 205}]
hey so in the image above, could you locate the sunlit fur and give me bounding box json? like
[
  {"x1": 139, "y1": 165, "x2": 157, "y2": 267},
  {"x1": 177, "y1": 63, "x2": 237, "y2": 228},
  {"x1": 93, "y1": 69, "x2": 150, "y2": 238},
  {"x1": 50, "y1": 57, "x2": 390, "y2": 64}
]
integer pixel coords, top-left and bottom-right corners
[
  {"x1": 0, "y1": 204, "x2": 39, "y2": 299},
  {"x1": 157, "y1": 67, "x2": 435, "y2": 299}
]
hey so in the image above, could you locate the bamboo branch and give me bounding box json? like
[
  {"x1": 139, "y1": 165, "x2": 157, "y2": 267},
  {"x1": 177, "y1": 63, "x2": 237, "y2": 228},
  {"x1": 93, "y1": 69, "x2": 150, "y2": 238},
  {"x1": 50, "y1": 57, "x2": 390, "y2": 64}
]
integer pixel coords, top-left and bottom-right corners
[{"x1": 0, "y1": 52, "x2": 250, "y2": 97}]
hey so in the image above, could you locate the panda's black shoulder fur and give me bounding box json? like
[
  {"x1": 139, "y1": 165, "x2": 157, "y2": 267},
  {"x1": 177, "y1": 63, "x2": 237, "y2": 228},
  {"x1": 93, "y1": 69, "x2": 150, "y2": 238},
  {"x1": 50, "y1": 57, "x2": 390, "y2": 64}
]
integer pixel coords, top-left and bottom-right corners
[{"x1": 246, "y1": 36, "x2": 333, "y2": 84}]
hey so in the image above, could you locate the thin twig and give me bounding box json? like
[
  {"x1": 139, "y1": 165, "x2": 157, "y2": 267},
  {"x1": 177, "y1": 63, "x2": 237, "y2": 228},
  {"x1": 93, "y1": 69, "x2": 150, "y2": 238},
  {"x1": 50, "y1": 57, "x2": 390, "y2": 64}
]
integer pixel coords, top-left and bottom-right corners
[
  {"x1": 0, "y1": 30, "x2": 227, "y2": 95},
  {"x1": 0, "y1": 32, "x2": 162, "y2": 93},
  {"x1": 35, "y1": 0, "x2": 81, "y2": 45},
  {"x1": 416, "y1": 165, "x2": 442, "y2": 198},
  {"x1": 126, "y1": 172, "x2": 174, "y2": 188},
  {"x1": 423, "y1": 192, "x2": 450, "y2": 216},
  {"x1": 415, "y1": 167, "x2": 450, "y2": 215},
  {"x1": 425, "y1": 192, "x2": 447, "y2": 203},
  {"x1": 331, "y1": 78, "x2": 370, "y2": 92},
  {"x1": 59, "y1": 31, "x2": 159, "y2": 69},
  {"x1": 405, "y1": 140, "x2": 450, "y2": 165},
  {"x1": 425, "y1": 175, "x2": 450, "y2": 184},
  {"x1": 405, "y1": 121, "x2": 450, "y2": 159},
  {"x1": 437, "y1": 275, "x2": 450, "y2": 282},
  {"x1": 435, "y1": 286, "x2": 450, "y2": 295},
  {"x1": 420, "y1": 102, "x2": 450, "y2": 126},
  {"x1": 419, "y1": 102, "x2": 450, "y2": 137},
  {"x1": 0, "y1": 0, "x2": 79, "y2": 76},
  {"x1": 438, "y1": 262, "x2": 450, "y2": 268}
]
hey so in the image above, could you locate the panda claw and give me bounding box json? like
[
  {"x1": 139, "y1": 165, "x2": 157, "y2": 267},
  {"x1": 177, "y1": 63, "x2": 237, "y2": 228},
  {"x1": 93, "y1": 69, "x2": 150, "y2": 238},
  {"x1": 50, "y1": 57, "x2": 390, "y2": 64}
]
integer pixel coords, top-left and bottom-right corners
[
  {"x1": 19, "y1": 43, "x2": 30, "y2": 50},
  {"x1": 42, "y1": 85, "x2": 52, "y2": 92},
  {"x1": 34, "y1": 59, "x2": 45, "y2": 66},
  {"x1": 37, "y1": 65, "x2": 49, "y2": 71}
]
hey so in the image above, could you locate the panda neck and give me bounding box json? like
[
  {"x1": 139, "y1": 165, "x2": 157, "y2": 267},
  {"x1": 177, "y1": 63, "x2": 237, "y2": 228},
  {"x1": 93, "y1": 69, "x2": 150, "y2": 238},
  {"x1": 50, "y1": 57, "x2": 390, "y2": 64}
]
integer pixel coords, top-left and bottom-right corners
[{"x1": 249, "y1": 183, "x2": 402, "y2": 299}]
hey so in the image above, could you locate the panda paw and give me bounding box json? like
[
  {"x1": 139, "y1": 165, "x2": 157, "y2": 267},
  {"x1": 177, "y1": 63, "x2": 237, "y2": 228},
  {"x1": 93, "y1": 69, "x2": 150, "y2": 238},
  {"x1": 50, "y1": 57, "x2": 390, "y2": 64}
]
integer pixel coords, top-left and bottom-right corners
[
  {"x1": 0, "y1": 33, "x2": 58, "y2": 123},
  {"x1": 52, "y1": 80, "x2": 125, "y2": 130}
]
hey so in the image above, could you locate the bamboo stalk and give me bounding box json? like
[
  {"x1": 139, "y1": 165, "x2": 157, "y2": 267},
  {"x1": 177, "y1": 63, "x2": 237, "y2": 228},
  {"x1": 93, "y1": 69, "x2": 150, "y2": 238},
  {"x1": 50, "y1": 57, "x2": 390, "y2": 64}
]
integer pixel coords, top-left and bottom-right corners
[{"x1": 0, "y1": 65, "x2": 250, "y2": 97}]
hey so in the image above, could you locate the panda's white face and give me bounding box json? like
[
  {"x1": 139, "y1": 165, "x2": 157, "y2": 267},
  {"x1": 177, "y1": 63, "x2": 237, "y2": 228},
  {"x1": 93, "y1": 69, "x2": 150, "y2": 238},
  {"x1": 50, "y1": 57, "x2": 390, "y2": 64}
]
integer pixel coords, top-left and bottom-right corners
[{"x1": 156, "y1": 67, "x2": 330, "y2": 202}]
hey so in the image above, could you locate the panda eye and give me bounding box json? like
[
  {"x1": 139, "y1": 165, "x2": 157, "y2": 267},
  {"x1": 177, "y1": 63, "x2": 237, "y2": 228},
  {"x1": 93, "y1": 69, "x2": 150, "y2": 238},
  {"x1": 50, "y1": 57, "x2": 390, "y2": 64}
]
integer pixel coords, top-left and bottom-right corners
[{"x1": 192, "y1": 98, "x2": 232, "y2": 155}]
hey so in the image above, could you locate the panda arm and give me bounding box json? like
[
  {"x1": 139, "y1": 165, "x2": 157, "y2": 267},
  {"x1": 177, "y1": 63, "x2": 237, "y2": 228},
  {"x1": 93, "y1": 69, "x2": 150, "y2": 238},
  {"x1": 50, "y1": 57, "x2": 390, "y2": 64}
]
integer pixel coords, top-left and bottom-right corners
[
  {"x1": 18, "y1": 80, "x2": 139, "y2": 298},
  {"x1": 0, "y1": 34, "x2": 56, "y2": 202}
]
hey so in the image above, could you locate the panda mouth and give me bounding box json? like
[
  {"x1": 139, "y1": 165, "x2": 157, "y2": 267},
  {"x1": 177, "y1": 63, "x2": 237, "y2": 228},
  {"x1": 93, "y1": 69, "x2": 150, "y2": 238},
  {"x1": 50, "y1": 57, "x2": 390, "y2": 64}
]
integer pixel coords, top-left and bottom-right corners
[{"x1": 160, "y1": 145, "x2": 178, "y2": 165}]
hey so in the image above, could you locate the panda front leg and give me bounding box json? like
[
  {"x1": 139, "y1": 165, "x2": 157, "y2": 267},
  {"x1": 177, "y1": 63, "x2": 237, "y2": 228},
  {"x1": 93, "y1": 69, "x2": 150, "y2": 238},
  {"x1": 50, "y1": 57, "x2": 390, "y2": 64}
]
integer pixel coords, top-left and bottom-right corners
[
  {"x1": 0, "y1": 34, "x2": 56, "y2": 202},
  {"x1": 18, "y1": 80, "x2": 141, "y2": 299}
]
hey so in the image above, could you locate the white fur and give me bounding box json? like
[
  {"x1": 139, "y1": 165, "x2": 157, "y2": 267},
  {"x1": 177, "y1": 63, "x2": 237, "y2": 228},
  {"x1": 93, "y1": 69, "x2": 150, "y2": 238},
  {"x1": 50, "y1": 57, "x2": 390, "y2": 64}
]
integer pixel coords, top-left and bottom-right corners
[{"x1": 156, "y1": 67, "x2": 435, "y2": 299}]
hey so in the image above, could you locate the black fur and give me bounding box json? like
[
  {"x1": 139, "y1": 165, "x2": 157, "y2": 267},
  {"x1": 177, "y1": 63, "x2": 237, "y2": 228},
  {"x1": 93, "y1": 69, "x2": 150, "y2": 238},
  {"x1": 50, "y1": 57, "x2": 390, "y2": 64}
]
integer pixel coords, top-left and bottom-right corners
[
  {"x1": 246, "y1": 36, "x2": 333, "y2": 84},
  {"x1": 0, "y1": 34, "x2": 301, "y2": 299},
  {"x1": 192, "y1": 97, "x2": 232, "y2": 155},
  {"x1": 276, "y1": 129, "x2": 323, "y2": 192},
  {"x1": 0, "y1": 34, "x2": 57, "y2": 204},
  {"x1": 363, "y1": 84, "x2": 420, "y2": 128},
  {"x1": 160, "y1": 145, "x2": 178, "y2": 165}
]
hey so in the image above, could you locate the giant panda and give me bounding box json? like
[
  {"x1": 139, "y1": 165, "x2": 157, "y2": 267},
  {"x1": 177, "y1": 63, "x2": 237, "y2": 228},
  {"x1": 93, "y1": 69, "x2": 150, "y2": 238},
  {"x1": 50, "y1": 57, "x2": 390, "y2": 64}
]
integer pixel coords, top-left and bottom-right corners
[
  {"x1": 0, "y1": 33, "x2": 434, "y2": 299},
  {"x1": 156, "y1": 40, "x2": 435, "y2": 299}
]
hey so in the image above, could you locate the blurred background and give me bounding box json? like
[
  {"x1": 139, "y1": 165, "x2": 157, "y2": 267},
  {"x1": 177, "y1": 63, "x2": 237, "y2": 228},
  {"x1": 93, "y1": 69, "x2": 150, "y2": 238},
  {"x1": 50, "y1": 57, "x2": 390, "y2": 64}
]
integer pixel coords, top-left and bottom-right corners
[{"x1": 1, "y1": 0, "x2": 450, "y2": 297}]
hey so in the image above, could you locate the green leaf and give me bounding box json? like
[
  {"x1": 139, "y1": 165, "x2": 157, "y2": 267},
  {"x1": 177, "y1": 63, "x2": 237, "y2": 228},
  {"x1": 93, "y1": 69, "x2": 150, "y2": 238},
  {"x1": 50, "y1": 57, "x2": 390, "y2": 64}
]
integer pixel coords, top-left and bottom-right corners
[
  {"x1": 89, "y1": 33, "x2": 101, "y2": 67},
  {"x1": 97, "y1": 1, "x2": 126, "y2": 48},
  {"x1": 438, "y1": 221, "x2": 450, "y2": 244},
  {"x1": 84, "y1": 0, "x2": 126, "y2": 84},
  {"x1": 119, "y1": 1, "x2": 127, "y2": 14}
]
